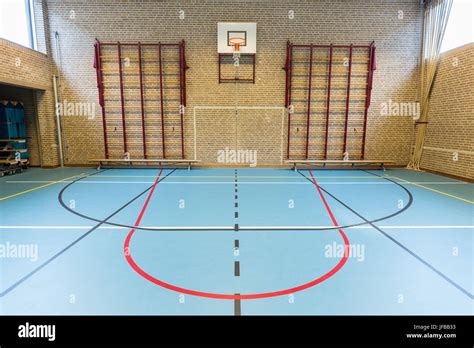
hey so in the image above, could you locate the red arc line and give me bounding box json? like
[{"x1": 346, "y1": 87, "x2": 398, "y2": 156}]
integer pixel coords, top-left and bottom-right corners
[{"x1": 124, "y1": 168, "x2": 350, "y2": 300}]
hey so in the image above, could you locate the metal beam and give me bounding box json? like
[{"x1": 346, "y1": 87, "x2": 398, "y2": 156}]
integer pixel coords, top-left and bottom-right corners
[
  {"x1": 94, "y1": 40, "x2": 109, "y2": 158},
  {"x1": 158, "y1": 42, "x2": 166, "y2": 159},
  {"x1": 323, "y1": 44, "x2": 333, "y2": 160},
  {"x1": 361, "y1": 42, "x2": 375, "y2": 159},
  {"x1": 305, "y1": 44, "x2": 314, "y2": 159},
  {"x1": 137, "y1": 42, "x2": 147, "y2": 158},
  {"x1": 286, "y1": 43, "x2": 294, "y2": 159},
  {"x1": 179, "y1": 41, "x2": 185, "y2": 159},
  {"x1": 343, "y1": 44, "x2": 353, "y2": 154},
  {"x1": 117, "y1": 41, "x2": 128, "y2": 154}
]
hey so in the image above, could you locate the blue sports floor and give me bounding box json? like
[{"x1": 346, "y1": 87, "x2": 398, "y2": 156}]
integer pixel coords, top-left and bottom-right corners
[{"x1": 0, "y1": 167, "x2": 472, "y2": 315}]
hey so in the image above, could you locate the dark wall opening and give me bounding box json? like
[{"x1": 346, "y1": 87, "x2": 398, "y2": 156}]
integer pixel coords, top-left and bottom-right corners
[{"x1": 0, "y1": 84, "x2": 41, "y2": 166}]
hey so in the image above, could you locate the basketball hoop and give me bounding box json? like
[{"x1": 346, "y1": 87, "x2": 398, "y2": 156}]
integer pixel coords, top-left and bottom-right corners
[{"x1": 229, "y1": 37, "x2": 245, "y2": 56}]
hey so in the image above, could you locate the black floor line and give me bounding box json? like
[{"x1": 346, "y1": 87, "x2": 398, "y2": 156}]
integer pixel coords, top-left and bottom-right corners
[
  {"x1": 57, "y1": 165, "x2": 413, "y2": 233},
  {"x1": 298, "y1": 169, "x2": 474, "y2": 300},
  {"x1": 234, "y1": 261, "x2": 240, "y2": 276},
  {"x1": 0, "y1": 168, "x2": 176, "y2": 297},
  {"x1": 57, "y1": 169, "x2": 179, "y2": 231},
  {"x1": 234, "y1": 294, "x2": 241, "y2": 316},
  {"x1": 57, "y1": 165, "x2": 412, "y2": 232},
  {"x1": 234, "y1": 169, "x2": 241, "y2": 315}
]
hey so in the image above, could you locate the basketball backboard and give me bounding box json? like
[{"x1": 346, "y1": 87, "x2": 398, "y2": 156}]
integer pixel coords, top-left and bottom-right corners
[{"x1": 217, "y1": 22, "x2": 257, "y2": 54}]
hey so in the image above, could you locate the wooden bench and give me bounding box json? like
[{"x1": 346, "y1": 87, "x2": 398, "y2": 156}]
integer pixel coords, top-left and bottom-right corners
[
  {"x1": 286, "y1": 159, "x2": 395, "y2": 171},
  {"x1": 89, "y1": 158, "x2": 201, "y2": 170},
  {"x1": 0, "y1": 139, "x2": 27, "y2": 143},
  {"x1": 0, "y1": 158, "x2": 29, "y2": 176},
  {"x1": 0, "y1": 148, "x2": 28, "y2": 153},
  {"x1": 0, "y1": 159, "x2": 28, "y2": 165}
]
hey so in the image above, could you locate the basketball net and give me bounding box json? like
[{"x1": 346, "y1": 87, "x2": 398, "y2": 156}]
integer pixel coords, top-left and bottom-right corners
[
  {"x1": 229, "y1": 38, "x2": 244, "y2": 58},
  {"x1": 233, "y1": 42, "x2": 241, "y2": 57}
]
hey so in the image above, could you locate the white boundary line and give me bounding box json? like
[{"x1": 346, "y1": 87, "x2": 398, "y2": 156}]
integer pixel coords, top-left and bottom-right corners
[
  {"x1": 0, "y1": 225, "x2": 472, "y2": 230},
  {"x1": 0, "y1": 226, "x2": 231, "y2": 230},
  {"x1": 280, "y1": 107, "x2": 285, "y2": 164},
  {"x1": 193, "y1": 106, "x2": 286, "y2": 164},
  {"x1": 5, "y1": 180, "x2": 471, "y2": 185},
  {"x1": 241, "y1": 225, "x2": 474, "y2": 230}
]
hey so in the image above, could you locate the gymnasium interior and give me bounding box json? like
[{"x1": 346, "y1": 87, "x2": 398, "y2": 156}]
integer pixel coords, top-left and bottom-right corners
[{"x1": 0, "y1": 0, "x2": 472, "y2": 322}]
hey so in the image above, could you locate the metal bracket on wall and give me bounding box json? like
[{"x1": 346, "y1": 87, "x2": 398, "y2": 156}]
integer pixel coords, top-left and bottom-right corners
[{"x1": 218, "y1": 53, "x2": 256, "y2": 83}]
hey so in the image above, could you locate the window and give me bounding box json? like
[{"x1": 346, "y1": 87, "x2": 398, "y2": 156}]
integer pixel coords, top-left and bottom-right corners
[
  {"x1": 441, "y1": 0, "x2": 474, "y2": 52},
  {"x1": 0, "y1": 0, "x2": 36, "y2": 50}
]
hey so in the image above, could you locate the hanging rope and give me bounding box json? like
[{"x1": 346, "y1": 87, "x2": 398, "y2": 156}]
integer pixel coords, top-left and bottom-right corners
[{"x1": 407, "y1": 0, "x2": 453, "y2": 170}]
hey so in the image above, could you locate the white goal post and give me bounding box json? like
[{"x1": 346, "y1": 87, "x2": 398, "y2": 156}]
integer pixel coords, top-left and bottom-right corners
[{"x1": 193, "y1": 106, "x2": 286, "y2": 164}]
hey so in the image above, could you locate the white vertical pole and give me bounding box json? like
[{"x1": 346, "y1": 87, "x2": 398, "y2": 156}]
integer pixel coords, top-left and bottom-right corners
[
  {"x1": 53, "y1": 74, "x2": 64, "y2": 167},
  {"x1": 193, "y1": 107, "x2": 197, "y2": 161}
]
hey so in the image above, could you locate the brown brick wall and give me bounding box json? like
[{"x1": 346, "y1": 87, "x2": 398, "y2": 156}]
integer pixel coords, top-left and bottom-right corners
[
  {"x1": 0, "y1": 34, "x2": 59, "y2": 167},
  {"x1": 0, "y1": 0, "x2": 63, "y2": 167},
  {"x1": 41, "y1": 0, "x2": 422, "y2": 165},
  {"x1": 419, "y1": 43, "x2": 474, "y2": 180},
  {"x1": 0, "y1": 38, "x2": 51, "y2": 89}
]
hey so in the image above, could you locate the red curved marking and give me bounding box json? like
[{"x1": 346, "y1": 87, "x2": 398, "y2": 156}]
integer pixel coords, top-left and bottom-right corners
[{"x1": 124, "y1": 168, "x2": 350, "y2": 300}]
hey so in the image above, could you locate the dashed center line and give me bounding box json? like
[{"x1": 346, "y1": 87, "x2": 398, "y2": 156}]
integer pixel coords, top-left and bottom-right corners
[
  {"x1": 234, "y1": 261, "x2": 240, "y2": 276},
  {"x1": 234, "y1": 169, "x2": 241, "y2": 315},
  {"x1": 234, "y1": 294, "x2": 241, "y2": 316}
]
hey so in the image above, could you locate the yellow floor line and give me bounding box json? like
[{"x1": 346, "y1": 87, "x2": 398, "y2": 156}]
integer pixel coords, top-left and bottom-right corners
[
  {"x1": 0, "y1": 174, "x2": 85, "y2": 201},
  {"x1": 389, "y1": 175, "x2": 474, "y2": 204}
]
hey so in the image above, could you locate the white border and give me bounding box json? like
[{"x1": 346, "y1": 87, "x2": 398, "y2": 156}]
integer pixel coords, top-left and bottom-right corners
[
  {"x1": 217, "y1": 22, "x2": 257, "y2": 54},
  {"x1": 0, "y1": 225, "x2": 471, "y2": 230}
]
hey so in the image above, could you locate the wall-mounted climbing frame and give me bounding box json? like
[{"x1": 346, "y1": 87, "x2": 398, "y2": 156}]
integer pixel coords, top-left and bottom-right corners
[
  {"x1": 94, "y1": 40, "x2": 188, "y2": 159},
  {"x1": 284, "y1": 41, "x2": 376, "y2": 160}
]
